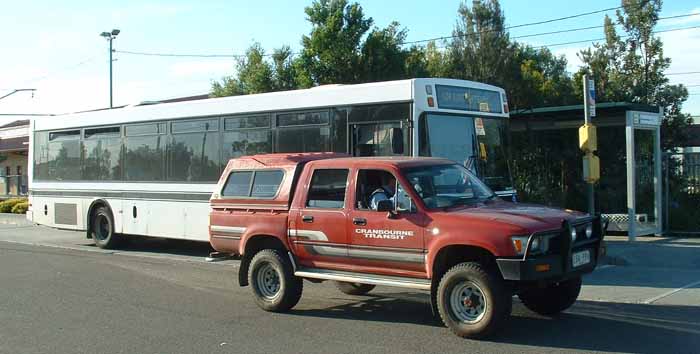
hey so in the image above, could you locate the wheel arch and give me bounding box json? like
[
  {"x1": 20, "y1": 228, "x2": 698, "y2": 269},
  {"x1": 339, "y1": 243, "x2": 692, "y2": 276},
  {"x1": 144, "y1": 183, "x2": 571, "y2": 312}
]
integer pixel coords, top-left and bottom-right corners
[
  {"x1": 86, "y1": 199, "x2": 113, "y2": 239},
  {"x1": 238, "y1": 234, "x2": 290, "y2": 287},
  {"x1": 429, "y1": 244, "x2": 501, "y2": 281}
]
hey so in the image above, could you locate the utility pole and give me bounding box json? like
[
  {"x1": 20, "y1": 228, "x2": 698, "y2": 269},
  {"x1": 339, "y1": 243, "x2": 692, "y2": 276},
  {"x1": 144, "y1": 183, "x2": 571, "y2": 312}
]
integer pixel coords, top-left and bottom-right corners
[
  {"x1": 580, "y1": 74, "x2": 599, "y2": 215},
  {"x1": 100, "y1": 29, "x2": 120, "y2": 108},
  {"x1": 0, "y1": 89, "x2": 36, "y2": 101}
]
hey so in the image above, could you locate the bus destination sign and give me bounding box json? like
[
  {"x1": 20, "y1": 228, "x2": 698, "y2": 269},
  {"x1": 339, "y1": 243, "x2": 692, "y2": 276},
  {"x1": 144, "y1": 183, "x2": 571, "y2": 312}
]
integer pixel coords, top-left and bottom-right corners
[{"x1": 435, "y1": 85, "x2": 502, "y2": 114}]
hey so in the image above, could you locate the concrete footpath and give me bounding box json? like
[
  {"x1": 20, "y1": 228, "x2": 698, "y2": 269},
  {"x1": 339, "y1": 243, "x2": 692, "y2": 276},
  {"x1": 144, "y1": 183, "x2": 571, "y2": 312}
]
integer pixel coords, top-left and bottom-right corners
[{"x1": 0, "y1": 219, "x2": 698, "y2": 306}]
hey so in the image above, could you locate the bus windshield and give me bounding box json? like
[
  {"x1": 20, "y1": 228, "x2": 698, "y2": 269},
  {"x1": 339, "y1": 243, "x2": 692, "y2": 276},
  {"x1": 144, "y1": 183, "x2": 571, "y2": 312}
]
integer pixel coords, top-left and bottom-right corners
[{"x1": 420, "y1": 113, "x2": 512, "y2": 193}]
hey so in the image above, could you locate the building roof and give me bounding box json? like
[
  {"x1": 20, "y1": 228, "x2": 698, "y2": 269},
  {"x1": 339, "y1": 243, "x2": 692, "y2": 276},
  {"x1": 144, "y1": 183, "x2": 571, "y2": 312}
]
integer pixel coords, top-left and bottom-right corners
[
  {"x1": 512, "y1": 102, "x2": 660, "y2": 120},
  {"x1": 0, "y1": 120, "x2": 30, "y2": 129},
  {"x1": 0, "y1": 137, "x2": 28, "y2": 152}
]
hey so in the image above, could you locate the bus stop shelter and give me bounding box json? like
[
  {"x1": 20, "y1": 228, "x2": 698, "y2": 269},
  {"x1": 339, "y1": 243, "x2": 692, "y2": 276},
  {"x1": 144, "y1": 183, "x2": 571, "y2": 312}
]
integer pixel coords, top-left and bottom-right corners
[{"x1": 510, "y1": 102, "x2": 663, "y2": 240}]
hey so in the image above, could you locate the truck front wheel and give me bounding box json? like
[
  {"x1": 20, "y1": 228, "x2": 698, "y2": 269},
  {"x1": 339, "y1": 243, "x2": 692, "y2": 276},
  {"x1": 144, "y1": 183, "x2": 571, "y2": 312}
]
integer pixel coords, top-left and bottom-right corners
[
  {"x1": 248, "y1": 249, "x2": 303, "y2": 312},
  {"x1": 334, "y1": 281, "x2": 376, "y2": 295},
  {"x1": 518, "y1": 276, "x2": 582, "y2": 316},
  {"x1": 436, "y1": 262, "x2": 511, "y2": 338}
]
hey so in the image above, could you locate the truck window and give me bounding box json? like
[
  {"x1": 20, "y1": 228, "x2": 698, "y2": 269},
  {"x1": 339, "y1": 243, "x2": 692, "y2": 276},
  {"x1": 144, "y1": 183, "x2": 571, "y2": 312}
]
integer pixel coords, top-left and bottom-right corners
[
  {"x1": 222, "y1": 170, "x2": 285, "y2": 198},
  {"x1": 222, "y1": 171, "x2": 253, "y2": 197},
  {"x1": 306, "y1": 169, "x2": 348, "y2": 209},
  {"x1": 251, "y1": 170, "x2": 284, "y2": 197}
]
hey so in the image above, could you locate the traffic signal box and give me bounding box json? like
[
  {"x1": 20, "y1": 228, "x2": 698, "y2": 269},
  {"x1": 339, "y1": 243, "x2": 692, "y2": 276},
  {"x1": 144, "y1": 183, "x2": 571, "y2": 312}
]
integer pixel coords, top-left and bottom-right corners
[{"x1": 579, "y1": 123, "x2": 600, "y2": 183}]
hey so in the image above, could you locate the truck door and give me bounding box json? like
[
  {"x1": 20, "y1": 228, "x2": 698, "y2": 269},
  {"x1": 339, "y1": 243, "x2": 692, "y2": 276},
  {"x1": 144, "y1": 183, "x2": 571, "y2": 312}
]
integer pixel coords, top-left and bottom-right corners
[
  {"x1": 291, "y1": 168, "x2": 350, "y2": 269},
  {"x1": 347, "y1": 169, "x2": 426, "y2": 274}
]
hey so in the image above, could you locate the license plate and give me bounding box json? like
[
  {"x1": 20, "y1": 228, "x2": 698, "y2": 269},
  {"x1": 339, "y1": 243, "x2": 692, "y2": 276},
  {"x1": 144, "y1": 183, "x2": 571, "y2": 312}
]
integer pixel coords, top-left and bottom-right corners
[{"x1": 572, "y1": 250, "x2": 591, "y2": 268}]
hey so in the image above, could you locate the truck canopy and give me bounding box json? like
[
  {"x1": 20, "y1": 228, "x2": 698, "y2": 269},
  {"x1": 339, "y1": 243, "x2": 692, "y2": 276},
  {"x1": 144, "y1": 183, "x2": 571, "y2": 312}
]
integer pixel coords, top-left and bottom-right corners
[{"x1": 212, "y1": 152, "x2": 348, "y2": 210}]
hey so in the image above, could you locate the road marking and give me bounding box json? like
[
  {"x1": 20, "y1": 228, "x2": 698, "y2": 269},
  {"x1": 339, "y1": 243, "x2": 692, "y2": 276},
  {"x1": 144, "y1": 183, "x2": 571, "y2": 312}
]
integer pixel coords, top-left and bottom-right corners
[{"x1": 643, "y1": 279, "x2": 700, "y2": 304}]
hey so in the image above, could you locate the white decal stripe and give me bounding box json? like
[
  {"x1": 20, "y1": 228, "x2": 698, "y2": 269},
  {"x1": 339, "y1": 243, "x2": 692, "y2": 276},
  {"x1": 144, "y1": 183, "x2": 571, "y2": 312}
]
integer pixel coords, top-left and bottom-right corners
[
  {"x1": 210, "y1": 225, "x2": 247, "y2": 234},
  {"x1": 290, "y1": 229, "x2": 329, "y2": 241}
]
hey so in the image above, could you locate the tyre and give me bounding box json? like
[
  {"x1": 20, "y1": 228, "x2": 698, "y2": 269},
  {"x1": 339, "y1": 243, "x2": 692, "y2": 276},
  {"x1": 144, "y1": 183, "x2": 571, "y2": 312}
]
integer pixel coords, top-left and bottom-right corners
[
  {"x1": 91, "y1": 206, "x2": 121, "y2": 249},
  {"x1": 334, "y1": 281, "x2": 376, "y2": 295},
  {"x1": 518, "y1": 277, "x2": 582, "y2": 316},
  {"x1": 248, "y1": 249, "x2": 303, "y2": 312},
  {"x1": 436, "y1": 262, "x2": 512, "y2": 338}
]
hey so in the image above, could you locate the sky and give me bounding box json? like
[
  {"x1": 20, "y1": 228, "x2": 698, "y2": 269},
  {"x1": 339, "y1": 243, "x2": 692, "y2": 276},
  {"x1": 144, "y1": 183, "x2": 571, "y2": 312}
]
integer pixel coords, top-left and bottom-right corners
[{"x1": 0, "y1": 0, "x2": 698, "y2": 126}]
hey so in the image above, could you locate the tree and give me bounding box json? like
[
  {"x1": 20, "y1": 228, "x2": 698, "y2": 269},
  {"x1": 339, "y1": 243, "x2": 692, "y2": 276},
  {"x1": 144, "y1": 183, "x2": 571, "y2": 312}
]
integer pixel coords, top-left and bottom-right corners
[
  {"x1": 511, "y1": 45, "x2": 577, "y2": 109},
  {"x1": 271, "y1": 46, "x2": 298, "y2": 91},
  {"x1": 448, "y1": 0, "x2": 513, "y2": 86},
  {"x1": 211, "y1": 43, "x2": 299, "y2": 97},
  {"x1": 297, "y1": 0, "x2": 373, "y2": 85},
  {"x1": 359, "y1": 22, "x2": 409, "y2": 82},
  {"x1": 577, "y1": 0, "x2": 692, "y2": 150}
]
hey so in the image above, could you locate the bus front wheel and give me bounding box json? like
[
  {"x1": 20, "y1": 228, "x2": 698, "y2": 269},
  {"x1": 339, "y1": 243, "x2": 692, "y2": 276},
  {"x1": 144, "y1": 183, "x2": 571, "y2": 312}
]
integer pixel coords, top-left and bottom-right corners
[{"x1": 91, "y1": 206, "x2": 121, "y2": 249}]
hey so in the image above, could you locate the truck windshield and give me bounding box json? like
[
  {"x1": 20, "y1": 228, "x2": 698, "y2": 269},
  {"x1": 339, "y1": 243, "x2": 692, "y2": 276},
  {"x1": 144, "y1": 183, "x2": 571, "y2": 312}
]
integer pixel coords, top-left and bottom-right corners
[
  {"x1": 420, "y1": 114, "x2": 512, "y2": 193},
  {"x1": 403, "y1": 163, "x2": 495, "y2": 209}
]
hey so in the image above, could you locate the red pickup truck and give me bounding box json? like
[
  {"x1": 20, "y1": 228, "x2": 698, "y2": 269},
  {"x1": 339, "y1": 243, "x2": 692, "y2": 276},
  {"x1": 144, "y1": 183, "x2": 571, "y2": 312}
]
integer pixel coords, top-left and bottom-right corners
[{"x1": 209, "y1": 153, "x2": 604, "y2": 338}]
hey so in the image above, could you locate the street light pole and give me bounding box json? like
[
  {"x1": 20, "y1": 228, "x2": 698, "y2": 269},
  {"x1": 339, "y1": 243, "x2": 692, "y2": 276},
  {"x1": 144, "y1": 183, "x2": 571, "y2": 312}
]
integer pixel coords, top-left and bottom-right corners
[{"x1": 100, "y1": 29, "x2": 120, "y2": 108}]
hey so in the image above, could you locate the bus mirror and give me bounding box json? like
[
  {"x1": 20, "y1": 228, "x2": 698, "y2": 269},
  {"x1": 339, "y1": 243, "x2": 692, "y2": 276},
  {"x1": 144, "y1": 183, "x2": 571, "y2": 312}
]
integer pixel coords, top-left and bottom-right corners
[{"x1": 391, "y1": 128, "x2": 404, "y2": 155}]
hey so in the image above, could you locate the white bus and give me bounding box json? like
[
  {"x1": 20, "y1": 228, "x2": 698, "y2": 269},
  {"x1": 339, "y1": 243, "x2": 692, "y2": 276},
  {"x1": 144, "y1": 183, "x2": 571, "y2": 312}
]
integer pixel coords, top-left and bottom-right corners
[{"x1": 28, "y1": 78, "x2": 512, "y2": 247}]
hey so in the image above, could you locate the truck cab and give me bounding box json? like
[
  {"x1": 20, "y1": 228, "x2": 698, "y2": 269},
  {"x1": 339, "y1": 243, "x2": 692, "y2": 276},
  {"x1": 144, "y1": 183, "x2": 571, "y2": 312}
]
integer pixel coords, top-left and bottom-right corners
[{"x1": 210, "y1": 153, "x2": 604, "y2": 338}]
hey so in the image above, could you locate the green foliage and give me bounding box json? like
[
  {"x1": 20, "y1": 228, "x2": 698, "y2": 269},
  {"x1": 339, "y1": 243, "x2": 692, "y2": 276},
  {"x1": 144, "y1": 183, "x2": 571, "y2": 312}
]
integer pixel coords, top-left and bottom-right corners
[
  {"x1": 11, "y1": 201, "x2": 28, "y2": 214},
  {"x1": 210, "y1": 0, "x2": 691, "y2": 151},
  {"x1": 359, "y1": 21, "x2": 408, "y2": 82},
  {"x1": 442, "y1": 0, "x2": 577, "y2": 110},
  {"x1": 577, "y1": 0, "x2": 692, "y2": 151},
  {"x1": 0, "y1": 198, "x2": 26, "y2": 213},
  {"x1": 298, "y1": 0, "x2": 373, "y2": 85}
]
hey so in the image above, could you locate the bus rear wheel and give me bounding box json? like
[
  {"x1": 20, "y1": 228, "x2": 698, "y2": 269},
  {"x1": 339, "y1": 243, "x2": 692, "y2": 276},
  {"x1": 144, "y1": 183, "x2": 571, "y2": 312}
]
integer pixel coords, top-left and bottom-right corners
[{"x1": 91, "y1": 206, "x2": 121, "y2": 249}]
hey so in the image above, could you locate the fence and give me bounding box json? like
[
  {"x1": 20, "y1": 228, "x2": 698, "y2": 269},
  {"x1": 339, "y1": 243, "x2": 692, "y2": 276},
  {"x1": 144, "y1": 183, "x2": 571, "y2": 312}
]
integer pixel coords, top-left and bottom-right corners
[{"x1": 664, "y1": 152, "x2": 700, "y2": 235}]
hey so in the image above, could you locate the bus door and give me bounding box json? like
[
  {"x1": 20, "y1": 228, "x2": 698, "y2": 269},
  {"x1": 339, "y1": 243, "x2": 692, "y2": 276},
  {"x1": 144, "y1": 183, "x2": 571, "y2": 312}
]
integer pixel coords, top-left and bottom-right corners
[{"x1": 351, "y1": 122, "x2": 407, "y2": 157}]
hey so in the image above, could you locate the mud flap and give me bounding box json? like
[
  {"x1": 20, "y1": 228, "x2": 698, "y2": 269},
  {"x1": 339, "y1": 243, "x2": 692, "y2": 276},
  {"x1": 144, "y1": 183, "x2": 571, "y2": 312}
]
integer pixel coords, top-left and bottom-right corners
[
  {"x1": 239, "y1": 254, "x2": 251, "y2": 287},
  {"x1": 429, "y1": 278, "x2": 439, "y2": 318}
]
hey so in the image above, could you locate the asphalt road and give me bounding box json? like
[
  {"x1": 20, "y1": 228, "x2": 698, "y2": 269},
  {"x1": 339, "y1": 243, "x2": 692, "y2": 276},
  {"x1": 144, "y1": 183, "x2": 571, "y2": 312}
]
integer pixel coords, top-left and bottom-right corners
[{"x1": 1, "y1": 238, "x2": 699, "y2": 354}]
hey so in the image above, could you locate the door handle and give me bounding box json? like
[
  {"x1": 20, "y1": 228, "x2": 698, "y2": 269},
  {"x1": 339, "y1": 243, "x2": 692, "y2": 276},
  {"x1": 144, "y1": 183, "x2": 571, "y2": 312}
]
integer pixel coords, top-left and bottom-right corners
[
  {"x1": 302, "y1": 215, "x2": 314, "y2": 223},
  {"x1": 353, "y1": 217, "x2": 367, "y2": 226}
]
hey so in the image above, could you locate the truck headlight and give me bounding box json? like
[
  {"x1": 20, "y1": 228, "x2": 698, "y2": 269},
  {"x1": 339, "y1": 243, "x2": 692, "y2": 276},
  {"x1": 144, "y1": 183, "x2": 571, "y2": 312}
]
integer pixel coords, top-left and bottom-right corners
[
  {"x1": 585, "y1": 224, "x2": 593, "y2": 238},
  {"x1": 570, "y1": 227, "x2": 578, "y2": 242},
  {"x1": 511, "y1": 235, "x2": 548, "y2": 256}
]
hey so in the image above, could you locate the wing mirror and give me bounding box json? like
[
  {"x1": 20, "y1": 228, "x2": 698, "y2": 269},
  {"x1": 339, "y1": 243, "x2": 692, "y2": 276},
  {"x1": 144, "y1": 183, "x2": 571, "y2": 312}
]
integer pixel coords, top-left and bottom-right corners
[{"x1": 376, "y1": 199, "x2": 397, "y2": 219}]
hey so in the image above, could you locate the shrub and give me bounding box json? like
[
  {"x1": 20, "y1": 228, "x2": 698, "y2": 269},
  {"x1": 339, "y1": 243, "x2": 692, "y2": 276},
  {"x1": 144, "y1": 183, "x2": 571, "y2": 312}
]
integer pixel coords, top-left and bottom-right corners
[
  {"x1": 11, "y1": 202, "x2": 28, "y2": 214},
  {"x1": 0, "y1": 198, "x2": 27, "y2": 213}
]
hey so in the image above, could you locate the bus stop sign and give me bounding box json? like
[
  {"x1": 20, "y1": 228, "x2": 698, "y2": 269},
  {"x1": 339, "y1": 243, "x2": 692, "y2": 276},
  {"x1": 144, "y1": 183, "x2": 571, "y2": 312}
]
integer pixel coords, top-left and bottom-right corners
[{"x1": 588, "y1": 79, "x2": 596, "y2": 117}]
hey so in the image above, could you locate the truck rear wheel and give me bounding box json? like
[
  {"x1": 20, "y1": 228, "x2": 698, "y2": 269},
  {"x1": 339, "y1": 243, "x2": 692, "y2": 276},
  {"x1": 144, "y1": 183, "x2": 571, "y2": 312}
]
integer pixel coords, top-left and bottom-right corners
[
  {"x1": 436, "y1": 262, "x2": 511, "y2": 338},
  {"x1": 91, "y1": 206, "x2": 121, "y2": 249},
  {"x1": 518, "y1": 276, "x2": 582, "y2": 316},
  {"x1": 334, "y1": 281, "x2": 376, "y2": 295},
  {"x1": 248, "y1": 249, "x2": 303, "y2": 312}
]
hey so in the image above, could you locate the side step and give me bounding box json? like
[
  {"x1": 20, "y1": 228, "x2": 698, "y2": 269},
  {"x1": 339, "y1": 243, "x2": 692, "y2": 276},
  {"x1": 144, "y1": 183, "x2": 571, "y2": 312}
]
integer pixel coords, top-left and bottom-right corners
[{"x1": 294, "y1": 268, "x2": 431, "y2": 290}]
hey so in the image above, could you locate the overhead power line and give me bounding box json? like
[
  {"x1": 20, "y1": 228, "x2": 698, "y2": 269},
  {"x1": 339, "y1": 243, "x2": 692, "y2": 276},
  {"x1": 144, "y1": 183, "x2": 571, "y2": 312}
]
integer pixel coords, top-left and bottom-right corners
[
  {"x1": 667, "y1": 71, "x2": 700, "y2": 76},
  {"x1": 532, "y1": 25, "x2": 700, "y2": 49},
  {"x1": 115, "y1": 50, "x2": 242, "y2": 58},
  {"x1": 115, "y1": 11, "x2": 699, "y2": 60},
  {"x1": 401, "y1": 5, "x2": 623, "y2": 45}
]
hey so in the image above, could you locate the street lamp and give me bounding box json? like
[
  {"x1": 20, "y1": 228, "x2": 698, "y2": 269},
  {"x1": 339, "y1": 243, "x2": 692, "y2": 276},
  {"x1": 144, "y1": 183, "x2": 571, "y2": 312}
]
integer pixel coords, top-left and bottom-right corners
[{"x1": 100, "y1": 29, "x2": 120, "y2": 108}]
